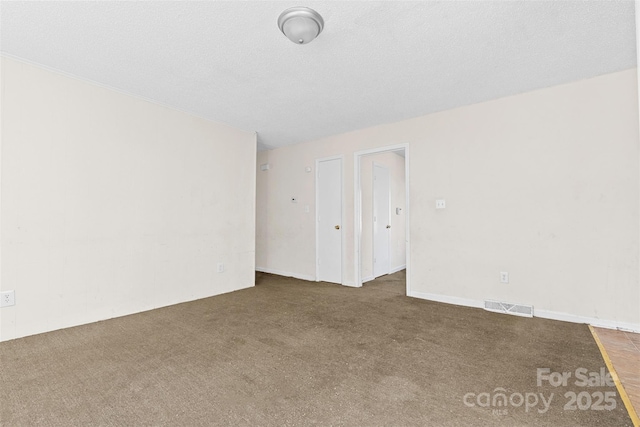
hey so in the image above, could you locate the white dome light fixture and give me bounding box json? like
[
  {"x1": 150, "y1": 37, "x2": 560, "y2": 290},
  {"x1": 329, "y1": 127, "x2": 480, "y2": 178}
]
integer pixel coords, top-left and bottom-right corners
[{"x1": 278, "y1": 7, "x2": 324, "y2": 45}]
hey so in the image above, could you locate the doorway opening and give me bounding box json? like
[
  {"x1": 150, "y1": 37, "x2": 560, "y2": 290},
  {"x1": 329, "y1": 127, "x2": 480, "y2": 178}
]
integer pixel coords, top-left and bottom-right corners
[{"x1": 354, "y1": 144, "x2": 410, "y2": 295}]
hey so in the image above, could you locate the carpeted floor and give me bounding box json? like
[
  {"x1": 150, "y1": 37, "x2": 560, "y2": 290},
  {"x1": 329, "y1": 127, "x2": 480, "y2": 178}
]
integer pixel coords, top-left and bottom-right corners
[{"x1": 0, "y1": 270, "x2": 633, "y2": 426}]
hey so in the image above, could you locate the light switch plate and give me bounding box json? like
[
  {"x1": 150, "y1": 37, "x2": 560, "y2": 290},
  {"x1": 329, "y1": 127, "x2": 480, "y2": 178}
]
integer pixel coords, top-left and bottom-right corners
[{"x1": 436, "y1": 199, "x2": 446, "y2": 209}]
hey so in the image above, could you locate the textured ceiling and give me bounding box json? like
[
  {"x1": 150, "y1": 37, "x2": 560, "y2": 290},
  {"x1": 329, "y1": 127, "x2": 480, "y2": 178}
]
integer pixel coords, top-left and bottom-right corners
[{"x1": 1, "y1": 1, "x2": 637, "y2": 150}]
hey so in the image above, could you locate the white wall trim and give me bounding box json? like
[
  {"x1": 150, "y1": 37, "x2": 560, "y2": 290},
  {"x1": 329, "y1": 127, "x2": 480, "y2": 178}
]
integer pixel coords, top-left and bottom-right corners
[
  {"x1": 390, "y1": 264, "x2": 406, "y2": 274},
  {"x1": 535, "y1": 309, "x2": 640, "y2": 334},
  {"x1": 404, "y1": 145, "x2": 410, "y2": 296},
  {"x1": 408, "y1": 290, "x2": 485, "y2": 309},
  {"x1": 408, "y1": 290, "x2": 640, "y2": 333},
  {"x1": 355, "y1": 143, "x2": 410, "y2": 157},
  {"x1": 341, "y1": 281, "x2": 359, "y2": 288},
  {"x1": 255, "y1": 267, "x2": 315, "y2": 282},
  {"x1": 361, "y1": 264, "x2": 404, "y2": 284},
  {"x1": 636, "y1": 0, "x2": 640, "y2": 336},
  {"x1": 354, "y1": 153, "x2": 363, "y2": 288}
]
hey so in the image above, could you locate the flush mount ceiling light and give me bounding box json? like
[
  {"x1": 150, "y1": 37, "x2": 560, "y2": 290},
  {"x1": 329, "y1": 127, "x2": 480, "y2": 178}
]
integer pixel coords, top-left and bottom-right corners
[{"x1": 278, "y1": 7, "x2": 324, "y2": 45}]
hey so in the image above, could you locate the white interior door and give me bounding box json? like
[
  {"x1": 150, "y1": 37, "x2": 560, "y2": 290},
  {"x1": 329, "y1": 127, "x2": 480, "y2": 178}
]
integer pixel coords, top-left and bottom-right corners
[
  {"x1": 317, "y1": 158, "x2": 342, "y2": 284},
  {"x1": 373, "y1": 163, "x2": 390, "y2": 278}
]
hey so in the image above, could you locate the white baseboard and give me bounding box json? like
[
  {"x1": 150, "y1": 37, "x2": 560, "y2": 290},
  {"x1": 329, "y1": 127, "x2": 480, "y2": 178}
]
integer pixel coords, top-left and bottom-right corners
[
  {"x1": 390, "y1": 264, "x2": 407, "y2": 274},
  {"x1": 408, "y1": 290, "x2": 640, "y2": 333},
  {"x1": 255, "y1": 267, "x2": 315, "y2": 282},
  {"x1": 341, "y1": 281, "x2": 360, "y2": 288},
  {"x1": 534, "y1": 309, "x2": 640, "y2": 333},
  {"x1": 408, "y1": 290, "x2": 484, "y2": 309},
  {"x1": 256, "y1": 267, "x2": 366, "y2": 288},
  {"x1": 362, "y1": 265, "x2": 406, "y2": 284}
]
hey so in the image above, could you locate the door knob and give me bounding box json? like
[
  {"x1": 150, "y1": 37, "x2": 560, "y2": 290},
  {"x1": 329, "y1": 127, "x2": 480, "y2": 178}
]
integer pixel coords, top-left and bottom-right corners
[
  {"x1": 386, "y1": 225, "x2": 391, "y2": 229},
  {"x1": 335, "y1": 225, "x2": 340, "y2": 230}
]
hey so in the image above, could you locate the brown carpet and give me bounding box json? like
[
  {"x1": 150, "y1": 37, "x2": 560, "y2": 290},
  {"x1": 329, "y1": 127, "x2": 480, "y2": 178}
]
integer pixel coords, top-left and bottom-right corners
[{"x1": 0, "y1": 270, "x2": 632, "y2": 426}]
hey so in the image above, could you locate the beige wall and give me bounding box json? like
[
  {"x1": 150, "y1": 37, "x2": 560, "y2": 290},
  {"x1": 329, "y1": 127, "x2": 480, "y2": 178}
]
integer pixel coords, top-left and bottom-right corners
[
  {"x1": 257, "y1": 68, "x2": 640, "y2": 331},
  {"x1": 360, "y1": 152, "x2": 406, "y2": 281},
  {"x1": 0, "y1": 57, "x2": 257, "y2": 341},
  {"x1": 256, "y1": 147, "x2": 318, "y2": 281}
]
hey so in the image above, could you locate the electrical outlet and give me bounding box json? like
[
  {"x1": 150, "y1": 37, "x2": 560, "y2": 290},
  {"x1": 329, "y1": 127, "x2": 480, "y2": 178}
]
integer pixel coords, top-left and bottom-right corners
[
  {"x1": 217, "y1": 263, "x2": 224, "y2": 273},
  {"x1": 500, "y1": 272, "x2": 509, "y2": 284},
  {"x1": 1, "y1": 290, "x2": 15, "y2": 307}
]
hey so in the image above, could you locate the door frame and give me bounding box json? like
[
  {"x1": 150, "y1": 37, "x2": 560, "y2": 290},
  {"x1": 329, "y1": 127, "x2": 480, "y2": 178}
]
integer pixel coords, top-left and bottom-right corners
[
  {"x1": 372, "y1": 161, "x2": 391, "y2": 278},
  {"x1": 315, "y1": 154, "x2": 345, "y2": 284},
  {"x1": 354, "y1": 144, "x2": 410, "y2": 294}
]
